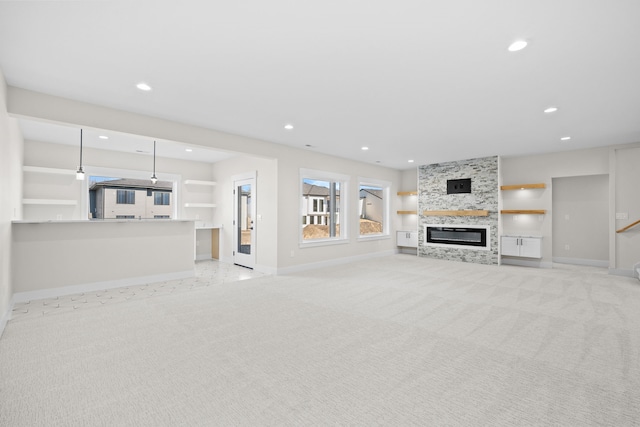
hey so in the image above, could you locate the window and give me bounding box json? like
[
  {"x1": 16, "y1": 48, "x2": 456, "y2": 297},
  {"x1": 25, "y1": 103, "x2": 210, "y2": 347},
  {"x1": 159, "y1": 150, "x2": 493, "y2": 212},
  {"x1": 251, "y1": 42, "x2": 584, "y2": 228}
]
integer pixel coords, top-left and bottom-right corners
[
  {"x1": 300, "y1": 169, "x2": 348, "y2": 245},
  {"x1": 154, "y1": 192, "x2": 170, "y2": 205},
  {"x1": 88, "y1": 172, "x2": 177, "y2": 220},
  {"x1": 116, "y1": 189, "x2": 135, "y2": 204},
  {"x1": 358, "y1": 178, "x2": 390, "y2": 238}
]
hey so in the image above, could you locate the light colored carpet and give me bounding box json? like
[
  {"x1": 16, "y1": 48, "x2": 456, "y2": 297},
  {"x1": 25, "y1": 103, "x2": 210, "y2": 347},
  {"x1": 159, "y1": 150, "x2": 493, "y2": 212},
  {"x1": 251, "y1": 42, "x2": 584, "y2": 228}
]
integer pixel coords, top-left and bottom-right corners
[{"x1": 1, "y1": 255, "x2": 639, "y2": 426}]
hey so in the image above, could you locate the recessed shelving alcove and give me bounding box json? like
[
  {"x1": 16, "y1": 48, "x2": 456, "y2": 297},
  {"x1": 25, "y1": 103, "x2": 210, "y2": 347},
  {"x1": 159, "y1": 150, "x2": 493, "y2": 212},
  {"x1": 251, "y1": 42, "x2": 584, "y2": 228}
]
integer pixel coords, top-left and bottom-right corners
[{"x1": 500, "y1": 183, "x2": 546, "y2": 215}]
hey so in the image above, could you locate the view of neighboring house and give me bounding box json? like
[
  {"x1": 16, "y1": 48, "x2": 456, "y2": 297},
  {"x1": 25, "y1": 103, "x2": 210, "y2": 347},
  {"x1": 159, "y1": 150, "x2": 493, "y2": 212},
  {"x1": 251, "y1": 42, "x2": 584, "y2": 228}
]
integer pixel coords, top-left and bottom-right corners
[
  {"x1": 301, "y1": 181, "x2": 340, "y2": 239},
  {"x1": 359, "y1": 187, "x2": 383, "y2": 222},
  {"x1": 301, "y1": 181, "x2": 339, "y2": 226},
  {"x1": 89, "y1": 178, "x2": 173, "y2": 219}
]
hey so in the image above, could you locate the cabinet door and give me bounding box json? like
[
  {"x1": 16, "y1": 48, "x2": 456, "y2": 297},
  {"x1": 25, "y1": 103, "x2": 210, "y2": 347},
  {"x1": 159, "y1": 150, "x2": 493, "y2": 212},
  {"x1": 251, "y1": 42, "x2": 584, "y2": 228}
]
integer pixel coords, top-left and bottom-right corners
[
  {"x1": 397, "y1": 231, "x2": 417, "y2": 247},
  {"x1": 397, "y1": 231, "x2": 408, "y2": 246},
  {"x1": 519, "y1": 237, "x2": 542, "y2": 258},
  {"x1": 408, "y1": 231, "x2": 418, "y2": 248},
  {"x1": 501, "y1": 236, "x2": 520, "y2": 256}
]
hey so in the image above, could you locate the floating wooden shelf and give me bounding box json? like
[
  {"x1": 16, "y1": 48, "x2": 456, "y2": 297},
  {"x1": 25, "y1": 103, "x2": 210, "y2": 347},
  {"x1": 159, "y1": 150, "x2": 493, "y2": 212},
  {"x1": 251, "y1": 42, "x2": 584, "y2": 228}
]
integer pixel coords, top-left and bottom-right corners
[
  {"x1": 397, "y1": 191, "x2": 418, "y2": 196},
  {"x1": 500, "y1": 183, "x2": 546, "y2": 191},
  {"x1": 501, "y1": 210, "x2": 546, "y2": 215},
  {"x1": 397, "y1": 210, "x2": 417, "y2": 215},
  {"x1": 423, "y1": 210, "x2": 489, "y2": 217}
]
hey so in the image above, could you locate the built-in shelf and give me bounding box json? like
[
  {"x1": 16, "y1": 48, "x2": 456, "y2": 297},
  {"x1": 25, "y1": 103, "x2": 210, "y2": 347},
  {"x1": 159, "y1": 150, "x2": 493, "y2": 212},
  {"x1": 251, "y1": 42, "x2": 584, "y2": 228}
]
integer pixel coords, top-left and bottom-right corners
[
  {"x1": 23, "y1": 199, "x2": 78, "y2": 206},
  {"x1": 184, "y1": 180, "x2": 217, "y2": 186},
  {"x1": 500, "y1": 183, "x2": 546, "y2": 191},
  {"x1": 23, "y1": 166, "x2": 76, "y2": 176},
  {"x1": 423, "y1": 210, "x2": 489, "y2": 216},
  {"x1": 184, "y1": 203, "x2": 217, "y2": 208},
  {"x1": 397, "y1": 210, "x2": 417, "y2": 215},
  {"x1": 397, "y1": 191, "x2": 418, "y2": 196},
  {"x1": 501, "y1": 209, "x2": 546, "y2": 215}
]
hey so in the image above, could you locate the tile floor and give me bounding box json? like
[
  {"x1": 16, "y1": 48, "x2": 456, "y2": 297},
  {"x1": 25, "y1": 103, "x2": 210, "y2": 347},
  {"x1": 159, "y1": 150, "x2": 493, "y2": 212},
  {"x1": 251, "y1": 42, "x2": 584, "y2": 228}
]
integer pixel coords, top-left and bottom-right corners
[{"x1": 11, "y1": 260, "x2": 264, "y2": 322}]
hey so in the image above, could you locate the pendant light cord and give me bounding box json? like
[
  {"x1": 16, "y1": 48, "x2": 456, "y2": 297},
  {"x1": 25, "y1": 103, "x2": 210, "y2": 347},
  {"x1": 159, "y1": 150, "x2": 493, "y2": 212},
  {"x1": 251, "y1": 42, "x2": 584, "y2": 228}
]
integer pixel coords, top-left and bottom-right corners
[{"x1": 79, "y1": 129, "x2": 83, "y2": 168}]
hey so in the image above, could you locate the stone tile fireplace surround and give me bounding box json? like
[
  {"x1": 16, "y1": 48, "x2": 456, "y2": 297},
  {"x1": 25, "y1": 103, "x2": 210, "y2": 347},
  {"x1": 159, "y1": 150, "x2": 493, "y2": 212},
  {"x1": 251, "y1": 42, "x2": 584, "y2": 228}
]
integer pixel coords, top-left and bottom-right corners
[{"x1": 418, "y1": 156, "x2": 499, "y2": 265}]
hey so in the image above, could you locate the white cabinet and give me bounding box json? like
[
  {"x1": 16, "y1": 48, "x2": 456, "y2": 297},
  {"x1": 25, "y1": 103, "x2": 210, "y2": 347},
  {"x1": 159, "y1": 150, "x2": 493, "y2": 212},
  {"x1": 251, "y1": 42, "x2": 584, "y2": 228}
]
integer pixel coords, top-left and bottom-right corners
[
  {"x1": 501, "y1": 236, "x2": 542, "y2": 258},
  {"x1": 397, "y1": 230, "x2": 418, "y2": 248}
]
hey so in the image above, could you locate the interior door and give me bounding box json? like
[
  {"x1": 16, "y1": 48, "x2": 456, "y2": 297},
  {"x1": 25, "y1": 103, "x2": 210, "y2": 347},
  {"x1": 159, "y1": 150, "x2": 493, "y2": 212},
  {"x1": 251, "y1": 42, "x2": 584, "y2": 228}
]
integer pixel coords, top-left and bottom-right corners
[{"x1": 233, "y1": 174, "x2": 256, "y2": 269}]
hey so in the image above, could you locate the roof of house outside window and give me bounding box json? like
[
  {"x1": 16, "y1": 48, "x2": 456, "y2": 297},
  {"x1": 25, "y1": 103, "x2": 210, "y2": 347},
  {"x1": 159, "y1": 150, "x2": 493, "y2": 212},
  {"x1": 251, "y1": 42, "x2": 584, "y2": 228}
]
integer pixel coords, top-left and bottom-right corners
[
  {"x1": 89, "y1": 178, "x2": 173, "y2": 192},
  {"x1": 359, "y1": 188, "x2": 382, "y2": 199},
  {"x1": 302, "y1": 183, "x2": 340, "y2": 197}
]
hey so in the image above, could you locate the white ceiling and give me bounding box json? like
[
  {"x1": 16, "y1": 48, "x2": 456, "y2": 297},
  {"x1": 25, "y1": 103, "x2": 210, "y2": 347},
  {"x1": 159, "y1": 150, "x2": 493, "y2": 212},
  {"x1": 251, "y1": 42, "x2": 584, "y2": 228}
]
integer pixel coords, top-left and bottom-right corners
[
  {"x1": 1, "y1": 1, "x2": 640, "y2": 170},
  {"x1": 17, "y1": 118, "x2": 236, "y2": 164}
]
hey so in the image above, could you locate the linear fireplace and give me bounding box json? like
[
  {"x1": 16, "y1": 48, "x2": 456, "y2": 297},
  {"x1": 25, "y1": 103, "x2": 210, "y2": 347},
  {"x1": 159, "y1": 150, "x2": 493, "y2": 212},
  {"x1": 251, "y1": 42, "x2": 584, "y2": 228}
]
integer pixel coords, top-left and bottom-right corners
[{"x1": 424, "y1": 224, "x2": 491, "y2": 250}]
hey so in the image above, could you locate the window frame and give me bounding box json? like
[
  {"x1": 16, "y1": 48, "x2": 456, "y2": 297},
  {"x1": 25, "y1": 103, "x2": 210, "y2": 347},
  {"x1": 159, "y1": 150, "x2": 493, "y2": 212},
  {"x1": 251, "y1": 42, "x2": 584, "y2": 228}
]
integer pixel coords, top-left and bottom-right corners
[
  {"x1": 154, "y1": 191, "x2": 171, "y2": 206},
  {"x1": 357, "y1": 177, "x2": 391, "y2": 241},
  {"x1": 116, "y1": 189, "x2": 136, "y2": 205},
  {"x1": 299, "y1": 168, "x2": 349, "y2": 247}
]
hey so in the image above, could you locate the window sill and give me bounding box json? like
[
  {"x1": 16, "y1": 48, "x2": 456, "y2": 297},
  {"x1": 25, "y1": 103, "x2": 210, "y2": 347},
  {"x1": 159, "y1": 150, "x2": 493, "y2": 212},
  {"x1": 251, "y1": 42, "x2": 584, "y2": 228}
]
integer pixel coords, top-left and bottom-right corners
[
  {"x1": 299, "y1": 238, "x2": 350, "y2": 248},
  {"x1": 357, "y1": 234, "x2": 390, "y2": 242}
]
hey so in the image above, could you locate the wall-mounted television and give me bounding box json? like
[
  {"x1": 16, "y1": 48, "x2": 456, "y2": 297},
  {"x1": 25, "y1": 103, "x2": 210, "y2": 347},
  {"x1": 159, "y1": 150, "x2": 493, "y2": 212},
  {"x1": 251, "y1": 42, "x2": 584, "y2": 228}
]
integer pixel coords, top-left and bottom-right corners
[{"x1": 447, "y1": 178, "x2": 471, "y2": 194}]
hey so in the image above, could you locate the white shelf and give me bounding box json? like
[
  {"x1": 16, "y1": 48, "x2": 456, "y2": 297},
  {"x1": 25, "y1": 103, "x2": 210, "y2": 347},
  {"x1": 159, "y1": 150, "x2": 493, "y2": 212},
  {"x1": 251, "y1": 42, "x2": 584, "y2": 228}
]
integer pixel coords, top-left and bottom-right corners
[
  {"x1": 184, "y1": 203, "x2": 217, "y2": 208},
  {"x1": 23, "y1": 199, "x2": 78, "y2": 206},
  {"x1": 23, "y1": 166, "x2": 76, "y2": 176},
  {"x1": 184, "y1": 180, "x2": 217, "y2": 186}
]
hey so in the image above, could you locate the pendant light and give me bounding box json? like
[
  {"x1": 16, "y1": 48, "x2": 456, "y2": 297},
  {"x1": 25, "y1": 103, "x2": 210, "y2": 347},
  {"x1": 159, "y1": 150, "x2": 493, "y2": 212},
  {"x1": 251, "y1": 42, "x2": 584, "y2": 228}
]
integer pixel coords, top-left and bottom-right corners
[
  {"x1": 150, "y1": 140, "x2": 158, "y2": 184},
  {"x1": 76, "y1": 128, "x2": 85, "y2": 180}
]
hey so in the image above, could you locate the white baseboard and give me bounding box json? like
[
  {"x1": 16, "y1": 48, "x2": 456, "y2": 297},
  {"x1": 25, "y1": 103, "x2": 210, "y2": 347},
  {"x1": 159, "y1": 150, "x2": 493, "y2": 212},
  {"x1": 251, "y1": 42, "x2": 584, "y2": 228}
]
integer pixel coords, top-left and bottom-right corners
[
  {"x1": 553, "y1": 257, "x2": 609, "y2": 268},
  {"x1": 501, "y1": 258, "x2": 553, "y2": 269},
  {"x1": 0, "y1": 306, "x2": 10, "y2": 339},
  {"x1": 608, "y1": 268, "x2": 635, "y2": 278},
  {"x1": 11, "y1": 269, "x2": 195, "y2": 305},
  {"x1": 276, "y1": 249, "x2": 397, "y2": 275}
]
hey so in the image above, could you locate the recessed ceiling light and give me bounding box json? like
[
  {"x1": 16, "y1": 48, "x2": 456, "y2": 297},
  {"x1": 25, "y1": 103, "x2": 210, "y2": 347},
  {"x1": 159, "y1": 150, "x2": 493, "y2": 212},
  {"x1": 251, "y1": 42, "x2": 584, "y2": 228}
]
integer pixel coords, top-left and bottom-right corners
[
  {"x1": 136, "y1": 82, "x2": 152, "y2": 91},
  {"x1": 98, "y1": 135, "x2": 108, "y2": 140},
  {"x1": 560, "y1": 136, "x2": 571, "y2": 141},
  {"x1": 508, "y1": 40, "x2": 528, "y2": 52},
  {"x1": 361, "y1": 146, "x2": 369, "y2": 151},
  {"x1": 544, "y1": 107, "x2": 558, "y2": 114},
  {"x1": 284, "y1": 124, "x2": 294, "y2": 130},
  {"x1": 185, "y1": 148, "x2": 193, "y2": 152},
  {"x1": 408, "y1": 160, "x2": 414, "y2": 163}
]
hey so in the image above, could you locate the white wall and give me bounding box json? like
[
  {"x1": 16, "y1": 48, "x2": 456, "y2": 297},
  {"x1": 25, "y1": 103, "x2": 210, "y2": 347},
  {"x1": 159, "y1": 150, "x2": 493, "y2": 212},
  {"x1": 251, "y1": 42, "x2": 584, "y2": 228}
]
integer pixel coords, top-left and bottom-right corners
[
  {"x1": 276, "y1": 151, "x2": 401, "y2": 271},
  {"x1": 12, "y1": 221, "x2": 194, "y2": 297},
  {"x1": 614, "y1": 145, "x2": 640, "y2": 271},
  {"x1": 22, "y1": 139, "x2": 215, "y2": 221},
  {"x1": 0, "y1": 70, "x2": 23, "y2": 332},
  {"x1": 501, "y1": 145, "x2": 640, "y2": 275},
  {"x1": 501, "y1": 147, "x2": 609, "y2": 266},
  {"x1": 211, "y1": 154, "x2": 278, "y2": 271},
  {"x1": 552, "y1": 175, "x2": 609, "y2": 264},
  {"x1": 9, "y1": 88, "x2": 403, "y2": 273}
]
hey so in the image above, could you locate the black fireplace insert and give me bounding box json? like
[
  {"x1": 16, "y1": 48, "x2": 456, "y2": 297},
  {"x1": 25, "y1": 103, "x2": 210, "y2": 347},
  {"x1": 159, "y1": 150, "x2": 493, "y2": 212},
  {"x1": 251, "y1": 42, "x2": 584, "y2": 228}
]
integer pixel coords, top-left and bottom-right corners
[{"x1": 426, "y1": 226, "x2": 487, "y2": 247}]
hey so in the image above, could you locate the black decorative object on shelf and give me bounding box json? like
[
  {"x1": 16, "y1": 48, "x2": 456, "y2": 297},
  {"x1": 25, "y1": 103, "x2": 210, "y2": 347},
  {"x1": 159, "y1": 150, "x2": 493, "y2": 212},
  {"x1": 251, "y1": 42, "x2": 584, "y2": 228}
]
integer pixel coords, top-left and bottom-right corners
[{"x1": 447, "y1": 178, "x2": 471, "y2": 194}]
